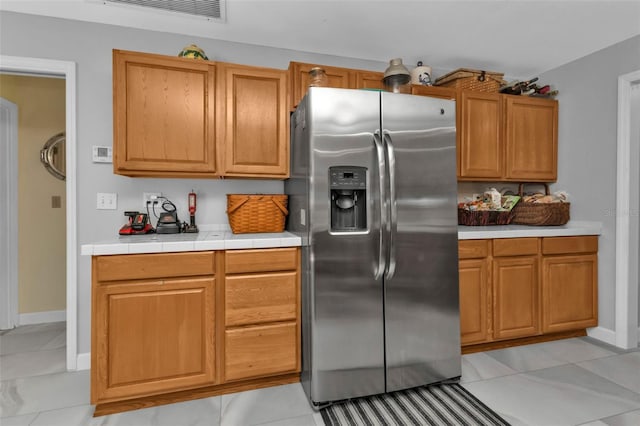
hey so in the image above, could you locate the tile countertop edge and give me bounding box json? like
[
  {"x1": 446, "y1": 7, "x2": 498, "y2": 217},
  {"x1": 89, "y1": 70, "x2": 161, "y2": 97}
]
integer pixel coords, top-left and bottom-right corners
[
  {"x1": 81, "y1": 221, "x2": 602, "y2": 254},
  {"x1": 81, "y1": 231, "x2": 302, "y2": 256},
  {"x1": 457, "y1": 220, "x2": 603, "y2": 240}
]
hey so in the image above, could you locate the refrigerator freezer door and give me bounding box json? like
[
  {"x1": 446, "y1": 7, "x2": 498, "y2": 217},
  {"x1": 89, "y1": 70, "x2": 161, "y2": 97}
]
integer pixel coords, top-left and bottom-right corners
[
  {"x1": 306, "y1": 88, "x2": 386, "y2": 403},
  {"x1": 381, "y1": 92, "x2": 462, "y2": 392}
]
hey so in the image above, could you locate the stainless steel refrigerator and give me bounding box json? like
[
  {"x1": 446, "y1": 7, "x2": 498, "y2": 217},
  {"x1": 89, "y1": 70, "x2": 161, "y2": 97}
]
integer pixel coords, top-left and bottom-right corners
[{"x1": 285, "y1": 87, "x2": 461, "y2": 407}]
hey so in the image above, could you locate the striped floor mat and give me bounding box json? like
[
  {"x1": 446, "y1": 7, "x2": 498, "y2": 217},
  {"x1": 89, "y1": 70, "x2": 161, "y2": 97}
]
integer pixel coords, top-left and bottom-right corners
[{"x1": 320, "y1": 383, "x2": 509, "y2": 426}]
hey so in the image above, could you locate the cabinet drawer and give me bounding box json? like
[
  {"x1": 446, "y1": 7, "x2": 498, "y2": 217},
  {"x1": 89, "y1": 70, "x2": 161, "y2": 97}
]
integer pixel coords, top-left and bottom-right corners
[
  {"x1": 226, "y1": 272, "x2": 297, "y2": 326},
  {"x1": 225, "y1": 322, "x2": 298, "y2": 381},
  {"x1": 493, "y1": 238, "x2": 539, "y2": 257},
  {"x1": 95, "y1": 252, "x2": 215, "y2": 282},
  {"x1": 225, "y1": 248, "x2": 297, "y2": 274},
  {"x1": 459, "y1": 240, "x2": 490, "y2": 259},
  {"x1": 542, "y1": 236, "x2": 598, "y2": 255}
]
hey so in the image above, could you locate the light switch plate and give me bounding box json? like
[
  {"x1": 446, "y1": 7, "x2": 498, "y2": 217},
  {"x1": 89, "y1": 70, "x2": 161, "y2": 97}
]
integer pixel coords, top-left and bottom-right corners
[{"x1": 97, "y1": 192, "x2": 117, "y2": 210}]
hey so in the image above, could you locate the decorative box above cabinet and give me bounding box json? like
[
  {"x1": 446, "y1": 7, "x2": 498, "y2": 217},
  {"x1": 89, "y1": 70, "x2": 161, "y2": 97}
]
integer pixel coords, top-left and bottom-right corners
[{"x1": 113, "y1": 50, "x2": 217, "y2": 178}]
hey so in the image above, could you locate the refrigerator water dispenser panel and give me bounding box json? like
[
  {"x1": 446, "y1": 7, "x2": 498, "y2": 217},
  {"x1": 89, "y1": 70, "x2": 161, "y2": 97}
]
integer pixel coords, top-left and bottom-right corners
[{"x1": 329, "y1": 166, "x2": 367, "y2": 232}]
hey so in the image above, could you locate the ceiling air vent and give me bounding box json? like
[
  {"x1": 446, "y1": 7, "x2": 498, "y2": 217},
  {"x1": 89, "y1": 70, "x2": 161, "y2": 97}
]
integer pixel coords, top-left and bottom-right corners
[{"x1": 103, "y1": 0, "x2": 224, "y2": 21}]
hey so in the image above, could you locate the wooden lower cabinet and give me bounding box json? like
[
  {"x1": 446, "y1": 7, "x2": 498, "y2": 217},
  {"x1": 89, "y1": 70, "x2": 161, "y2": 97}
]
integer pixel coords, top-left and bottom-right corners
[
  {"x1": 223, "y1": 248, "x2": 301, "y2": 382},
  {"x1": 458, "y1": 236, "x2": 598, "y2": 350},
  {"x1": 91, "y1": 252, "x2": 217, "y2": 404},
  {"x1": 542, "y1": 237, "x2": 598, "y2": 333},
  {"x1": 225, "y1": 323, "x2": 298, "y2": 381},
  {"x1": 91, "y1": 247, "x2": 300, "y2": 415},
  {"x1": 459, "y1": 258, "x2": 490, "y2": 345},
  {"x1": 492, "y1": 255, "x2": 540, "y2": 339},
  {"x1": 458, "y1": 240, "x2": 491, "y2": 345},
  {"x1": 92, "y1": 277, "x2": 216, "y2": 402}
]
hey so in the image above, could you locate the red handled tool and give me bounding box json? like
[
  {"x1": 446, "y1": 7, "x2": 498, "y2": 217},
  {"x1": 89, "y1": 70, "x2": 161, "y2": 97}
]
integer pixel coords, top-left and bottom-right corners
[{"x1": 184, "y1": 191, "x2": 199, "y2": 233}]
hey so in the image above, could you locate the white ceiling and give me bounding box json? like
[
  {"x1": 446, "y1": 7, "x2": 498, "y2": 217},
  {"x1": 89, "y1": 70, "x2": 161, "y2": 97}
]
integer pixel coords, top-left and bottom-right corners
[{"x1": 2, "y1": 0, "x2": 640, "y2": 78}]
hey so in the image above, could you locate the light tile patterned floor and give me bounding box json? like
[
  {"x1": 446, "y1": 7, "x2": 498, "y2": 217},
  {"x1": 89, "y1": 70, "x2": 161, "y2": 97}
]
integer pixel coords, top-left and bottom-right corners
[{"x1": 1, "y1": 322, "x2": 639, "y2": 425}]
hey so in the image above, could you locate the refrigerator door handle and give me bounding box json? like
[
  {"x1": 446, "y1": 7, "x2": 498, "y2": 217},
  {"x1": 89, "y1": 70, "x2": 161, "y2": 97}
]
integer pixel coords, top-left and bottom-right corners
[
  {"x1": 383, "y1": 131, "x2": 397, "y2": 280},
  {"x1": 373, "y1": 131, "x2": 387, "y2": 280}
]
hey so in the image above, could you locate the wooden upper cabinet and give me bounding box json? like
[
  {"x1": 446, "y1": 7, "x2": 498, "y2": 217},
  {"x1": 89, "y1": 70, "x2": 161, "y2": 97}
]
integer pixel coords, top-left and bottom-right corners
[
  {"x1": 454, "y1": 89, "x2": 558, "y2": 182},
  {"x1": 505, "y1": 96, "x2": 558, "y2": 181},
  {"x1": 354, "y1": 71, "x2": 385, "y2": 90},
  {"x1": 411, "y1": 85, "x2": 456, "y2": 100},
  {"x1": 113, "y1": 50, "x2": 217, "y2": 177},
  {"x1": 290, "y1": 62, "x2": 352, "y2": 109},
  {"x1": 218, "y1": 63, "x2": 289, "y2": 178},
  {"x1": 458, "y1": 91, "x2": 503, "y2": 180}
]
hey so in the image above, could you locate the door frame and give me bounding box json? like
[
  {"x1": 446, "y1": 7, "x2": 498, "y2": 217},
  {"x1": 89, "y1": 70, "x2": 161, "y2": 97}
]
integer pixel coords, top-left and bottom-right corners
[
  {"x1": 615, "y1": 69, "x2": 640, "y2": 349},
  {"x1": 0, "y1": 55, "x2": 78, "y2": 370},
  {"x1": 0, "y1": 98, "x2": 18, "y2": 330}
]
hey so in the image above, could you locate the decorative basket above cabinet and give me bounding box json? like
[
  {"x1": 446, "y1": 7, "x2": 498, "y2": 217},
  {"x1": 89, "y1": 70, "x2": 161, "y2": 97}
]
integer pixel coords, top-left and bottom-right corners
[{"x1": 112, "y1": 50, "x2": 289, "y2": 179}]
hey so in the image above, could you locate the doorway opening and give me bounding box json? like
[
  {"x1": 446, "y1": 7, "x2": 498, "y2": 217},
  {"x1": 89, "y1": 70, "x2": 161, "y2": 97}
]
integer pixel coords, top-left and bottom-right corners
[{"x1": 0, "y1": 56, "x2": 78, "y2": 370}]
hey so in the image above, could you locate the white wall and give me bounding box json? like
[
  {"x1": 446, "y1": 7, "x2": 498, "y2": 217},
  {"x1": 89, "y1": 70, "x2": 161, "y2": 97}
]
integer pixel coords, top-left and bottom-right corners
[
  {"x1": 0, "y1": 11, "x2": 389, "y2": 355},
  {"x1": 539, "y1": 35, "x2": 640, "y2": 333}
]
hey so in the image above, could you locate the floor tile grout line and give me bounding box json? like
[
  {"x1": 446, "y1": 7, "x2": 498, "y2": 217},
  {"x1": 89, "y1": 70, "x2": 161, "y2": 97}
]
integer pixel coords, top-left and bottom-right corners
[
  {"x1": 568, "y1": 359, "x2": 640, "y2": 399},
  {"x1": 1, "y1": 346, "x2": 67, "y2": 357}
]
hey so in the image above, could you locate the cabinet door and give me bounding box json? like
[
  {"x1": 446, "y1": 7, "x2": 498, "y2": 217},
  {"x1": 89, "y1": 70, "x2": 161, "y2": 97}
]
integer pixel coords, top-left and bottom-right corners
[
  {"x1": 289, "y1": 62, "x2": 352, "y2": 109},
  {"x1": 459, "y1": 258, "x2": 491, "y2": 345},
  {"x1": 113, "y1": 50, "x2": 217, "y2": 177},
  {"x1": 219, "y1": 64, "x2": 289, "y2": 178},
  {"x1": 92, "y1": 277, "x2": 215, "y2": 402},
  {"x1": 458, "y1": 91, "x2": 503, "y2": 180},
  {"x1": 225, "y1": 322, "x2": 298, "y2": 381},
  {"x1": 225, "y1": 272, "x2": 298, "y2": 327},
  {"x1": 411, "y1": 85, "x2": 456, "y2": 100},
  {"x1": 504, "y1": 96, "x2": 558, "y2": 181},
  {"x1": 354, "y1": 71, "x2": 385, "y2": 90},
  {"x1": 542, "y1": 254, "x2": 597, "y2": 333},
  {"x1": 493, "y1": 256, "x2": 540, "y2": 340}
]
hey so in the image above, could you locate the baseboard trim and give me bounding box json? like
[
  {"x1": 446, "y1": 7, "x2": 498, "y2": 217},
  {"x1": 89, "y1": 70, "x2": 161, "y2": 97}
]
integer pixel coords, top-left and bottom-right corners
[
  {"x1": 19, "y1": 310, "x2": 65, "y2": 325},
  {"x1": 93, "y1": 373, "x2": 300, "y2": 417},
  {"x1": 76, "y1": 352, "x2": 90, "y2": 371},
  {"x1": 462, "y1": 330, "x2": 587, "y2": 354},
  {"x1": 586, "y1": 326, "x2": 616, "y2": 346}
]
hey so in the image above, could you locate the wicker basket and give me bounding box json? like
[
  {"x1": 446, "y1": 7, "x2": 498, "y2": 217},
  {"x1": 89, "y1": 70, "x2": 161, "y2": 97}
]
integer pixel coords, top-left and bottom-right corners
[
  {"x1": 226, "y1": 194, "x2": 289, "y2": 234},
  {"x1": 435, "y1": 68, "x2": 506, "y2": 92},
  {"x1": 458, "y1": 208, "x2": 516, "y2": 226},
  {"x1": 511, "y1": 184, "x2": 570, "y2": 226}
]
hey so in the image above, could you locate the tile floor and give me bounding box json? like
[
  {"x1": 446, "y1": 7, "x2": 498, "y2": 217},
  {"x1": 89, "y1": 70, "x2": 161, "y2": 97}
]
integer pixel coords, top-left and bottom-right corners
[{"x1": 1, "y1": 322, "x2": 639, "y2": 426}]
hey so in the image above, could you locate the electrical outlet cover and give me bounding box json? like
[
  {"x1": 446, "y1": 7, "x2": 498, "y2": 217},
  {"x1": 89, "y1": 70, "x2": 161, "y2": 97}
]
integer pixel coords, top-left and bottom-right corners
[{"x1": 143, "y1": 192, "x2": 162, "y2": 209}]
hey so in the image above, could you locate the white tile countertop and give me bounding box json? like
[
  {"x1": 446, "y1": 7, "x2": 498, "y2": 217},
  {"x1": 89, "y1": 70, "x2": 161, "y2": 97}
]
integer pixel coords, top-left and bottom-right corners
[
  {"x1": 81, "y1": 226, "x2": 302, "y2": 256},
  {"x1": 458, "y1": 220, "x2": 602, "y2": 240},
  {"x1": 82, "y1": 221, "x2": 602, "y2": 256}
]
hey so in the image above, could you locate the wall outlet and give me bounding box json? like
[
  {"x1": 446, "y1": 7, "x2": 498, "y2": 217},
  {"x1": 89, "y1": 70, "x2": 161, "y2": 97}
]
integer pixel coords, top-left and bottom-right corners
[
  {"x1": 143, "y1": 192, "x2": 162, "y2": 209},
  {"x1": 97, "y1": 193, "x2": 117, "y2": 210}
]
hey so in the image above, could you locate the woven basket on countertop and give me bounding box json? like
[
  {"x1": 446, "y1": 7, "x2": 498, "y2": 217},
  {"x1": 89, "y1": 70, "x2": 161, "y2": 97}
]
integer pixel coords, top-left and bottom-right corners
[
  {"x1": 458, "y1": 208, "x2": 516, "y2": 226},
  {"x1": 435, "y1": 68, "x2": 506, "y2": 92},
  {"x1": 226, "y1": 194, "x2": 289, "y2": 234},
  {"x1": 511, "y1": 183, "x2": 570, "y2": 226}
]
